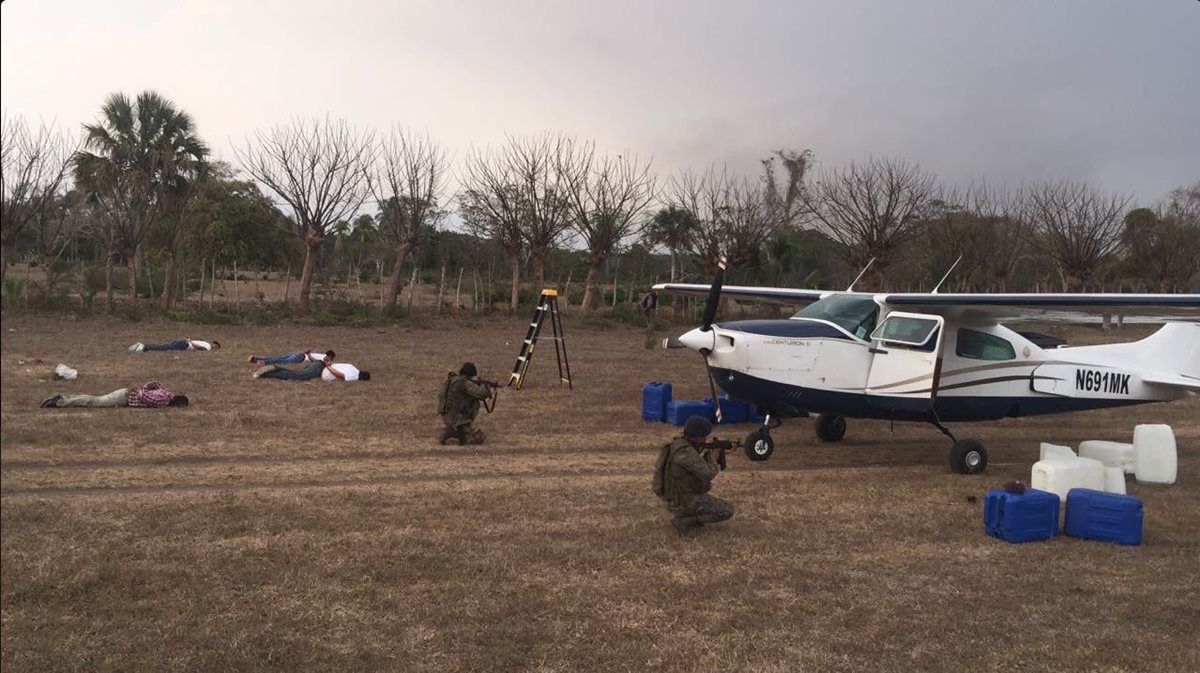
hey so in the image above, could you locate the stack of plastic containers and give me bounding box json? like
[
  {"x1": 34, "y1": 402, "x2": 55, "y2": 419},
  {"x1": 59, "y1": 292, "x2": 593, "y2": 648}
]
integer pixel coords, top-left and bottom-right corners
[
  {"x1": 1079, "y1": 440, "x2": 1136, "y2": 474},
  {"x1": 643, "y1": 381, "x2": 763, "y2": 427},
  {"x1": 1031, "y1": 457, "x2": 1107, "y2": 501}
]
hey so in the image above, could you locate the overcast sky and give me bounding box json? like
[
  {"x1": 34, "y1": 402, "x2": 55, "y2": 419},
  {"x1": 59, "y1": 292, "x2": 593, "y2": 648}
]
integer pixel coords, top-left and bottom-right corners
[{"x1": 2, "y1": 0, "x2": 1197, "y2": 203}]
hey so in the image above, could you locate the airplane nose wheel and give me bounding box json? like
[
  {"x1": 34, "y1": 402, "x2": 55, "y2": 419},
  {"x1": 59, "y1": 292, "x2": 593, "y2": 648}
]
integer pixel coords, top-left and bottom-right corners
[
  {"x1": 744, "y1": 428, "x2": 774, "y2": 461},
  {"x1": 745, "y1": 413, "x2": 782, "y2": 461}
]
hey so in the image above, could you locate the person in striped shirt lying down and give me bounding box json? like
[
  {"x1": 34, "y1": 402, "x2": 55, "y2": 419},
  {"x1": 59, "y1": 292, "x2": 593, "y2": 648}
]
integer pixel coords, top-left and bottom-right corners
[{"x1": 39, "y1": 381, "x2": 189, "y2": 409}]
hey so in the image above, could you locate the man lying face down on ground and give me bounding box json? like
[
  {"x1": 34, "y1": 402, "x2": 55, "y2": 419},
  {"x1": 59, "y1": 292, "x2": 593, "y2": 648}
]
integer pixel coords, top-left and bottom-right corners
[
  {"x1": 252, "y1": 355, "x2": 371, "y2": 382},
  {"x1": 129, "y1": 338, "x2": 220, "y2": 353},
  {"x1": 40, "y1": 381, "x2": 189, "y2": 409},
  {"x1": 247, "y1": 349, "x2": 334, "y2": 365}
]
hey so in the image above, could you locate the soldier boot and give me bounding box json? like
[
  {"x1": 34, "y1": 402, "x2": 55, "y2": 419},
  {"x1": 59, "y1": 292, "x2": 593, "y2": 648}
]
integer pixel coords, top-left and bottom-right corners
[
  {"x1": 438, "y1": 426, "x2": 464, "y2": 445},
  {"x1": 671, "y1": 516, "x2": 701, "y2": 537}
]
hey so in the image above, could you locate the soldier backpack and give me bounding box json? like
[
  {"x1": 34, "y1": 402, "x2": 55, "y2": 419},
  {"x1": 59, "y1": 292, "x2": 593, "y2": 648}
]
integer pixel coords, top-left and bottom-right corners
[
  {"x1": 652, "y1": 441, "x2": 674, "y2": 497},
  {"x1": 437, "y1": 372, "x2": 455, "y2": 415}
]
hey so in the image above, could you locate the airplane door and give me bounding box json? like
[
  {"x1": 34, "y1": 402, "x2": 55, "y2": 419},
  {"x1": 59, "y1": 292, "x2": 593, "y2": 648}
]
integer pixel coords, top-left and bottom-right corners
[{"x1": 865, "y1": 312, "x2": 945, "y2": 414}]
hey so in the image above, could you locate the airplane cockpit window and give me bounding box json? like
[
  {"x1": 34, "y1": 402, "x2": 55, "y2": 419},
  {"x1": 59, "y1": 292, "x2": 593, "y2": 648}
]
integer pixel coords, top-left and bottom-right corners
[
  {"x1": 956, "y1": 328, "x2": 1016, "y2": 361},
  {"x1": 793, "y1": 295, "x2": 879, "y2": 340},
  {"x1": 871, "y1": 316, "x2": 940, "y2": 347}
]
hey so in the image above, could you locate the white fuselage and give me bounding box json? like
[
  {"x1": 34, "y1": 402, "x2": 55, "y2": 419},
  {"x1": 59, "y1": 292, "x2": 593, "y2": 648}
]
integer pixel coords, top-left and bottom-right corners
[{"x1": 683, "y1": 315, "x2": 1195, "y2": 423}]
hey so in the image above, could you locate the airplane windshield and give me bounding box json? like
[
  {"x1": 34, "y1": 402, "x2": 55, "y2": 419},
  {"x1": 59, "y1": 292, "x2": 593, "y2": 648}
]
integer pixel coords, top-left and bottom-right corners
[{"x1": 793, "y1": 295, "x2": 879, "y2": 340}]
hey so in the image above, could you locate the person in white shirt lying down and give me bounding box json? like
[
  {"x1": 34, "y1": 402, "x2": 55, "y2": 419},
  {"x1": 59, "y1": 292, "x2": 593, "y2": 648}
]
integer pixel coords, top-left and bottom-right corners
[
  {"x1": 254, "y1": 359, "x2": 371, "y2": 381},
  {"x1": 322, "y1": 362, "x2": 369, "y2": 381},
  {"x1": 129, "y1": 338, "x2": 220, "y2": 352},
  {"x1": 247, "y1": 349, "x2": 334, "y2": 365}
]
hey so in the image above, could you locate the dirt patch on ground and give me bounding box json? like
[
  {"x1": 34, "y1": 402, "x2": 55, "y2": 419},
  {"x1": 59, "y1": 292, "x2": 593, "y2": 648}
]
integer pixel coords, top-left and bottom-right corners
[{"x1": 2, "y1": 315, "x2": 1198, "y2": 672}]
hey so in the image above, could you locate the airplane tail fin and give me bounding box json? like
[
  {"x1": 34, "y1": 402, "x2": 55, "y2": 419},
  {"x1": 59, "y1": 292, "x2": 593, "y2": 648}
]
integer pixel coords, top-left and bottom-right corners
[{"x1": 1136, "y1": 322, "x2": 1200, "y2": 379}]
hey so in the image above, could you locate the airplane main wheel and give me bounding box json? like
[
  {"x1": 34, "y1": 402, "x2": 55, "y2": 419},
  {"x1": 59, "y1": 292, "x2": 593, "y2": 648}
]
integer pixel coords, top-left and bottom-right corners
[
  {"x1": 950, "y1": 439, "x2": 988, "y2": 475},
  {"x1": 744, "y1": 428, "x2": 774, "y2": 461},
  {"x1": 815, "y1": 414, "x2": 847, "y2": 442}
]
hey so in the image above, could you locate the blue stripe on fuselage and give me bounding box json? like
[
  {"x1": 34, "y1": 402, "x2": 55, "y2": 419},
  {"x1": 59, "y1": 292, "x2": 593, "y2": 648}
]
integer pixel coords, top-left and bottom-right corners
[
  {"x1": 710, "y1": 367, "x2": 1146, "y2": 422},
  {"x1": 716, "y1": 318, "x2": 852, "y2": 340}
]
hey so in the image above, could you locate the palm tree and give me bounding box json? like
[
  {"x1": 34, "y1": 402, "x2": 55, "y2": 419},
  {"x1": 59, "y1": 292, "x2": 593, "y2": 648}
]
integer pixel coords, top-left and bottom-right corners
[
  {"x1": 74, "y1": 91, "x2": 209, "y2": 305},
  {"x1": 764, "y1": 233, "x2": 799, "y2": 286},
  {"x1": 643, "y1": 205, "x2": 698, "y2": 282}
]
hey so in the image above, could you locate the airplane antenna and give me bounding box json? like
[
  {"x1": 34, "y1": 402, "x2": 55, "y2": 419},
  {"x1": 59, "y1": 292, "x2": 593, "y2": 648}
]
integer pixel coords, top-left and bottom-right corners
[
  {"x1": 846, "y1": 258, "x2": 876, "y2": 292},
  {"x1": 931, "y1": 255, "x2": 963, "y2": 294}
]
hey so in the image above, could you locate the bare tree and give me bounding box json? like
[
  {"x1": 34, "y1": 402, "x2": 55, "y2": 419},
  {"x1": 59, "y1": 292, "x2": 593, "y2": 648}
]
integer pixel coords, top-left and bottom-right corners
[
  {"x1": 511, "y1": 134, "x2": 585, "y2": 292},
  {"x1": 762, "y1": 148, "x2": 814, "y2": 230},
  {"x1": 372, "y1": 127, "x2": 448, "y2": 309},
  {"x1": 459, "y1": 133, "x2": 584, "y2": 308},
  {"x1": 1123, "y1": 182, "x2": 1200, "y2": 292},
  {"x1": 1, "y1": 115, "x2": 73, "y2": 281},
  {"x1": 460, "y1": 148, "x2": 525, "y2": 312},
  {"x1": 235, "y1": 118, "x2": 376, "y2": 313},
  {"x1": 36, "y1": 189, "x2": 98, "y2": 283},
  {"x1": 1163, "y1": 182, "x2": 1200, "y2": 292},
  {"x1": 668, "y1": 167, "x2": 779, "y2": 274},
  {"x1": 802, "y1": 157, "x2": 939, "y2": 290},
  {"x1": 1022, "y1": 181, "x2": 1131, "y2": 291},
  {"x1": 923, "y1": 182, "x2": 1026, "y2": 291},
  {"x1": 566, "y1": 150, "x2": 656, "y2": 310}
]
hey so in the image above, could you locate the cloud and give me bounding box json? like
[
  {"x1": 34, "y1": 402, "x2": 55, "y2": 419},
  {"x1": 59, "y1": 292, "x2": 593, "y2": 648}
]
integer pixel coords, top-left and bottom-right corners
[{"x1": 2, "y1": 0, "x2": 1196, "y2": 202}]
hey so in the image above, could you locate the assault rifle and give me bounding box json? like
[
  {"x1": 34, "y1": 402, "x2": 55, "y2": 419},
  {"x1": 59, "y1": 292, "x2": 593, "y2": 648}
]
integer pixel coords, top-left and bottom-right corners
[
  {"x1": 477, "y1": 378, "x2": 501, "y2": 412},
  {"x1": 701, "y1": 437, "x2": 739, "y2": 471}
]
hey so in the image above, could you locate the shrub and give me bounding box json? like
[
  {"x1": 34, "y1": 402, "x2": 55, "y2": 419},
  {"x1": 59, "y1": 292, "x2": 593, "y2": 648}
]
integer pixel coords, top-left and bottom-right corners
[{"x1": 612, "y1": 303, "x2": 649, "y2": 326}]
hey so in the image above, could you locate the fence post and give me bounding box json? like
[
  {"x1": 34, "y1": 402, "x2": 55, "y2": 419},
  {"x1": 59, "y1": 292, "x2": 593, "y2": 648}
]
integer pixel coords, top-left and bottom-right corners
[
  {"x1": 436, "y1": 261, "x2": 447, "y2": 315},
  {"x1": 455, "y1": 267, "x2": 463, "y2": 310},
  {"x1": 282, "y1": 263, "x2": 291, "y2": 307}
]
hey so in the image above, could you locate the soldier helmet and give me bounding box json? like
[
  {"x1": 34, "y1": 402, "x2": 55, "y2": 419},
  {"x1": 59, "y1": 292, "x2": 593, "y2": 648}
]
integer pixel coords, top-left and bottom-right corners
[
  {"x1": 683, "y1": 416, "x2": 712, "y2": 438},
  {"x1": 459, "y1": 362, "x2": 478, "y2": 377}
]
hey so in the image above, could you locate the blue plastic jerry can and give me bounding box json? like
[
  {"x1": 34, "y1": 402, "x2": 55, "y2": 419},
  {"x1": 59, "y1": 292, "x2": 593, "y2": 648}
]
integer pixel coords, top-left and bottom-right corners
[
  {"x1": 641, "y1": 381, "x2": 672, "y2": 422},
  {"x1": 983, "y1": 488, "x2": 1060, "y2": 543},
  {"x1": 1064, "y1": 489, "x2": 1143, "y2": 545},
  {"x1": 667, "y1": 399, "x2": 715, "y2": 426}
]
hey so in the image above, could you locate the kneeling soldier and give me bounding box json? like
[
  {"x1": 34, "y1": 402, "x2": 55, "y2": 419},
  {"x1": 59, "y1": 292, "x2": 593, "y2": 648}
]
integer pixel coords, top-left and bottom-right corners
[
  {"x1": 653, "y1": 415, "x2": 734, "y2": 536},
  {"x1": 438, "y1": 362, "x2": 493, "y2": 445}
]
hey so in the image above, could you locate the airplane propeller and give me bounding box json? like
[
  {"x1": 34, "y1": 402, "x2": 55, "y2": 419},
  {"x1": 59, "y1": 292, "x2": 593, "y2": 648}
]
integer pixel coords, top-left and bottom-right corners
[
  {"x1": 700, "y1": 257, "x2": 725, "y2": 332},
  {"x1": 699, "y1": 258, "x2": 727, "y2": 422}
]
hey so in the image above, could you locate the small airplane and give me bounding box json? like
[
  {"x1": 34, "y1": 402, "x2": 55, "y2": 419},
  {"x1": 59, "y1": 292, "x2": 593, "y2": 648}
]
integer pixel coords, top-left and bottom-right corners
[{"x1": 653, "y1": 261, "x2": 1200, "y2": 474}]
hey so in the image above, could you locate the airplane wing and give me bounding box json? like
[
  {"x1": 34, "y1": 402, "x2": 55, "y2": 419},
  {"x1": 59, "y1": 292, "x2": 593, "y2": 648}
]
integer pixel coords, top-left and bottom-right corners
[
  {"x1": 653, "y1": 284, "x2": 1200, "y2": 320},
  {"x1": 651, "y1": 283, "x2": 827, "y2": 306},
  {"x1": 881, "y1": 293, "x2": 1200, "y2": 322}
]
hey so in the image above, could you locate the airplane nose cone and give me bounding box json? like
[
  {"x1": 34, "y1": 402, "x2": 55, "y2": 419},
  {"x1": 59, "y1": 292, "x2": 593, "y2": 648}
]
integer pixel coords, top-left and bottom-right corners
[{"x1": 678, "y1": 327, "x2": 715, "y2": 353}]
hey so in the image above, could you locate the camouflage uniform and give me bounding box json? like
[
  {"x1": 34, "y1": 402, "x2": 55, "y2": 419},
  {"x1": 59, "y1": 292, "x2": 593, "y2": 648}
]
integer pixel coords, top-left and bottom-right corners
[
  {"x1": 440, "y1": 374, "x2": 492, "y2": 445},
  {"x1": 659, "y1": 437, "x2": 734, "y2": 534}
]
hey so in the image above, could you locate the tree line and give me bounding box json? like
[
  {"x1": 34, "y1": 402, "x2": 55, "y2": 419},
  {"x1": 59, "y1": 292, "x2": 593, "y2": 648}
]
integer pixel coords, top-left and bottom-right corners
[{"x1": 3, "y1": 90, "x2": 1198, "y2": 317}]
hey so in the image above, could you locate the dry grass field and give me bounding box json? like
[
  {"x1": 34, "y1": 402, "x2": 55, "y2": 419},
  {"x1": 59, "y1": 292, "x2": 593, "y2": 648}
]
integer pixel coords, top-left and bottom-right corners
[{"x1": 2, "y1": 314, "x2": 1198, "y2": 672}]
